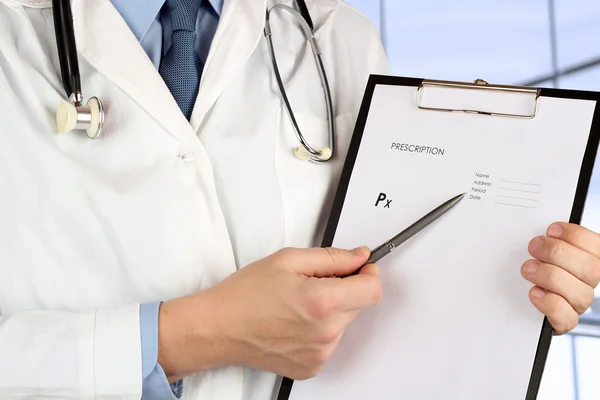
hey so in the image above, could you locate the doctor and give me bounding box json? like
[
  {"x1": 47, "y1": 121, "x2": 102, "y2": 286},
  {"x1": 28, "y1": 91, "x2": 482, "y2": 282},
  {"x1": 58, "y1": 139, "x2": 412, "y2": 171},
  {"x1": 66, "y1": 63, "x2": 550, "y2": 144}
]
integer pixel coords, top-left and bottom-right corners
[{"x1": 0, "y1": 0, "x2": 599, "y2": 399}]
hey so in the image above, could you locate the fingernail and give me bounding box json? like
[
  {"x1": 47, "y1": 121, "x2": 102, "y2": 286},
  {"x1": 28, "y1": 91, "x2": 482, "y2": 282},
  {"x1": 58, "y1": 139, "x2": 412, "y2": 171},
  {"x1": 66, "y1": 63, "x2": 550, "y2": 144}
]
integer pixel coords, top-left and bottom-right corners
[
  {"x1": 529, "y1": 237, "x2": 544, "y2": 253},
  {"x1": 531, "y1": 287, "x2": 546, "y2": 299},
  {"x1": 351, "y1": 246, "x2": 368, "y2": 257},
  {"x1": 523, "y1": 261, "x2": 539, "y2": 276},
  {"x1": 547, "y1": 223, "x2": 563, "y2": 238}
]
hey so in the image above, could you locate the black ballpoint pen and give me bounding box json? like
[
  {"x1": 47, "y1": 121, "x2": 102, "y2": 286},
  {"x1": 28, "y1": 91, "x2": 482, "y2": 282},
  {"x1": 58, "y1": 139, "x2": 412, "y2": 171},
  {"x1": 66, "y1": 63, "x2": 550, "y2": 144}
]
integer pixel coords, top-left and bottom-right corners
[{"x1": 348, "y1": 192, "x2": 466, "y2": 276}]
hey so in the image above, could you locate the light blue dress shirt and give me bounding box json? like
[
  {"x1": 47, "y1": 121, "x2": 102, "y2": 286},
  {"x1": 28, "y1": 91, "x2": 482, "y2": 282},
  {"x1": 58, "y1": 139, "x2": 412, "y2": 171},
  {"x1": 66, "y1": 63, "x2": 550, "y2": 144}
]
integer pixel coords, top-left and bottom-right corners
[{"x1": 108, "y1": 0, "x2": 224, "y2": 398}]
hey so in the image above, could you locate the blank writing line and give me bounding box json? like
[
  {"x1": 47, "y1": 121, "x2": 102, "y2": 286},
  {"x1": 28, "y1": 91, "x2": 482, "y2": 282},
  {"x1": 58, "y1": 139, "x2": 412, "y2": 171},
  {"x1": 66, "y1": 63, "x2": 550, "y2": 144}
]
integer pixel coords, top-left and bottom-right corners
[
  {"x1": 495, "y1": 202, "x2": 537, "y2": 209},
  {"x1": 500, "y1": 180, "x2": 542, "y2": 187},
  {"x1": 496, "y1": 195, "x2": 538, "y2": 201},
  {"x1": 499, "y1": 188, "x2": 541, "y2": 194}
]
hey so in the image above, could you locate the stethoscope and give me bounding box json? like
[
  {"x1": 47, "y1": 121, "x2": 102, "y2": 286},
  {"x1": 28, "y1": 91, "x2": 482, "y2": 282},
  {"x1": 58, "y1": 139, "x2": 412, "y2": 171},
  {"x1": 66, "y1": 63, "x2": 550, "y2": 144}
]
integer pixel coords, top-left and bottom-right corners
[
  {"x1": 264, "y1": 1, "x2": 335, "y2": 162},
  {"x1": 52, "y1": 0, "x2": 335, "y2": 162},
  {"x1": 53, "y1": 0, "x2": 104, "y2": 140}
]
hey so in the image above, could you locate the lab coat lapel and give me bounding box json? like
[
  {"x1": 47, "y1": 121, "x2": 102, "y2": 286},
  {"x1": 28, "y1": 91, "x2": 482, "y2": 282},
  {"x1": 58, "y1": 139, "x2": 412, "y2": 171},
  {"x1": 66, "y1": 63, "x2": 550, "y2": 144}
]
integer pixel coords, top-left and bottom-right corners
[
  {"x1": 72, "y1": 0, "x2": 197, "y2": 146},
  {"x1": 190, "y1": 0, "x2": 267, "y2": 131}
]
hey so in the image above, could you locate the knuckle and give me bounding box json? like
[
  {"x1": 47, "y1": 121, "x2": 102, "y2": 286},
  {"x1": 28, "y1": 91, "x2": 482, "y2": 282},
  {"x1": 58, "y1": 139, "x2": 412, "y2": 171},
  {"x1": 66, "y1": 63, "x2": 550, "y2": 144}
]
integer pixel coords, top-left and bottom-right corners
[
  {"x1": 547, "y1": 240, "x2": 563, "y2": 262},
  {"x1": 278, "y1": 247, "x2": 295, "y2": 258},
  {"x1": 557, "y1": 314, "x2": 579, "y2": 334},
  {"x1": 564, "y1": 221, "x2": 581, "y2": 242},
  {"x1": 292, "y1": 347, "x2": 332, "y2": 380},
  {"x1": 273, "y1": 247, "x2": 293, "y2": 264},
  {"x1": 577, "y1": 289, "x2": 595, "y2": 314},
  {"x1": 546, "y1": 293, "x2": 563, "y2": 315},
  {"x1": 544, "y1": 265, "x2": 560, "y2": 287},
  {"x1": 583, "y1": 258, "x2": 600, "y2": 286},
  {"x1": 324, "y1": 247, "x2": 343, "y2": 264},
  {"x1": 310, "y1": 347, "x2": 333, "y2": 368},
  {"x1": 564, "y1": 223, "x2": 580, "y2": 242},
  {"x1": 305, "y1": 291, "x2": 336, "y2": 320},
  {"x1": 316, "y1": 325, "x2": 341, "y2": 345},
  {"x1": 546, "y1": 296, "x2": 579, "y2": 334}
]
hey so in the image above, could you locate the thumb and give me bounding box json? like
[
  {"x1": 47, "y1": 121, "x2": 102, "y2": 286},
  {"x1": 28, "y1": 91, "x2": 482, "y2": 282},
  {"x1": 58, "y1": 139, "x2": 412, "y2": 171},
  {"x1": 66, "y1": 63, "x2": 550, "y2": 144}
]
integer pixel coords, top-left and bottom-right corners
[
  {"x1": 291, "y1": 246, "x2": 371, "y2": 278},
  {"x1": 357, "y1": 262, "x2": 380, "y2": 278}
]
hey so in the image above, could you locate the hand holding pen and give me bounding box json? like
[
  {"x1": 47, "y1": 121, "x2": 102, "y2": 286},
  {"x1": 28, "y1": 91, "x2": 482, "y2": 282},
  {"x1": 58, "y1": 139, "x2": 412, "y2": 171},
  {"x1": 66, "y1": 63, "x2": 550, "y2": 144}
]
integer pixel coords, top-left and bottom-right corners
[{"x1": 158, "y1": 193, "x2": 464, "y2": 382}]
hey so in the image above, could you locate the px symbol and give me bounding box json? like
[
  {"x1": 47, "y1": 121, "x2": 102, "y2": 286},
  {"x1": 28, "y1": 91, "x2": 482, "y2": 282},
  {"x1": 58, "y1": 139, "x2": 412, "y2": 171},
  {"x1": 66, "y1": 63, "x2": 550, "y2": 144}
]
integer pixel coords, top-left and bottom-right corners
[{"x1": 375, "y1": 193, "x2": 392, "y2": 208}]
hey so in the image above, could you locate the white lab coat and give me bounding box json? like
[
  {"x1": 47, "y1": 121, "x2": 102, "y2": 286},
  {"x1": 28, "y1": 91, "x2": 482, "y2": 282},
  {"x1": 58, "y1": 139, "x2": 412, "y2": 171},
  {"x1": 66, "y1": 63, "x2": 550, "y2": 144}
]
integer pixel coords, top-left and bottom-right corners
[{"x1": 0, "y1": 0, "x2": 390, "y2": 398}]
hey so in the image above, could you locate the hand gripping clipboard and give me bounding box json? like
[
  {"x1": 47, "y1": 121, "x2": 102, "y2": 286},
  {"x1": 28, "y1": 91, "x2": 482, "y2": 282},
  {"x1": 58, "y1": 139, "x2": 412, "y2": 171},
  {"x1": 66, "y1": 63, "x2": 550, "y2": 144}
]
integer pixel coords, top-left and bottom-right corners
[{"x1": 276, "y1": 75, "x2": 600, "y2": 400}]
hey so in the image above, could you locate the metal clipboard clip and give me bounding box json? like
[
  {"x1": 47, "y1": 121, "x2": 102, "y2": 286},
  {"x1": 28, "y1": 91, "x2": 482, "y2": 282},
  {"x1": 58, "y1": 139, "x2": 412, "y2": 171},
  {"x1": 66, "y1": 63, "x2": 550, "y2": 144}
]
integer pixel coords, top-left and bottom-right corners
[{"x1": 416, "y1": 79, "x2": 541, "y2": 119}]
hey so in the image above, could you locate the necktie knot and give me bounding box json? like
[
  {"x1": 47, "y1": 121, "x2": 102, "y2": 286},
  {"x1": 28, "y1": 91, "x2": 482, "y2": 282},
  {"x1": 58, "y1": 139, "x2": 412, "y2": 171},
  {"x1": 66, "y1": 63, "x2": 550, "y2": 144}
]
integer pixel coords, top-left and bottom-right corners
[{"x1": 164, "y1": 0, "x2": 202, "y2": 31}]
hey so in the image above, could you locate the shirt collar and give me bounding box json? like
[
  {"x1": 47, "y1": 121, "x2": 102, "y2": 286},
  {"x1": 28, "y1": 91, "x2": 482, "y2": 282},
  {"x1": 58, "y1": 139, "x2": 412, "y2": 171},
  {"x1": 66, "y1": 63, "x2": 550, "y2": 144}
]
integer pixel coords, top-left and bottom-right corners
[
  {"x1": 209, "y1": 0, "x2": 225, "y2": 16},
  {"x1": 110, "y1": 0, "x2": 225, "y2": 42}
]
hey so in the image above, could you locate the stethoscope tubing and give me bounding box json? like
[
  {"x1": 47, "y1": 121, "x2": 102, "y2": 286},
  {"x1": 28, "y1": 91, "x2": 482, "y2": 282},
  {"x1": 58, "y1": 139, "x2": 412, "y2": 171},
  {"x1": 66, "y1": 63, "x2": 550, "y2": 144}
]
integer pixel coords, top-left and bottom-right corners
[
  {"x1": 52, "y1": 0, "x2": 81, "y2": 99},
  {"x1": 264, "y1": 3, "x2": 336, "y2": 162},
  {"x1": 295, "y1": 0, "x2": 314, "y2": 31}
]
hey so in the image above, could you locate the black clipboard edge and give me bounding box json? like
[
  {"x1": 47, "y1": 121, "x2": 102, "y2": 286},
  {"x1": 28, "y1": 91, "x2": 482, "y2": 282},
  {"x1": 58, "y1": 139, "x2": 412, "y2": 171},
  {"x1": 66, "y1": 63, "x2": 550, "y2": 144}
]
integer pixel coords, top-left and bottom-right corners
[
  {"x1": 277, "y1": 74, "x2": 600, "y2": 400},
  {"x1": 525, "y1": 86, "x2": 600, "y2": 399}
]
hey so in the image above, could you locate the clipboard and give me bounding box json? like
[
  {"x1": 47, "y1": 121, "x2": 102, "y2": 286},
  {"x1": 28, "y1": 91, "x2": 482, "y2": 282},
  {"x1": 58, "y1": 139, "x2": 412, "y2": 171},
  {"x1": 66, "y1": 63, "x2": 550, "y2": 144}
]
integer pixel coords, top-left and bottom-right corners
[{"x1": 276, "y1": 75, "x2": 600, "y2": 400}]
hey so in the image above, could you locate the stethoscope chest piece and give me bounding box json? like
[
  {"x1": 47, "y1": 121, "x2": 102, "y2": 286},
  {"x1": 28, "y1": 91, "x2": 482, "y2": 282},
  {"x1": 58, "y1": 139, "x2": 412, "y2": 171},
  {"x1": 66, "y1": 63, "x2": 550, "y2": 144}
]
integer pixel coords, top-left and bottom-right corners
[
  {"x1": 56, "y1": 95, "x2": 104, "y2": 139},
  {"x1": 53, "y1": 0, "x2": 104, "y2": 140}
]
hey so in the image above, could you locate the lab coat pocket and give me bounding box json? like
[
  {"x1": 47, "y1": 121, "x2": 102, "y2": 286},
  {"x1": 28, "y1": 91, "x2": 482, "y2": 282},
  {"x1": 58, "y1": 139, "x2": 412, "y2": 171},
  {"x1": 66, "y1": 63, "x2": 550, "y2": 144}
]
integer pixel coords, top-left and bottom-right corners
[{"x1": 274, "y1": 108, "x2": 355, "y2": 248}]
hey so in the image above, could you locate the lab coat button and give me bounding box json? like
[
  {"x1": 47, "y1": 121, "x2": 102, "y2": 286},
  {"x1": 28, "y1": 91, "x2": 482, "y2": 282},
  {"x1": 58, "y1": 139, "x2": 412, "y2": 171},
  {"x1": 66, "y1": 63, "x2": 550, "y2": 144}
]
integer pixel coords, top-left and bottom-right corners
[{"x1": 178, "y1": 152, "x2": 195, "y2": 163}]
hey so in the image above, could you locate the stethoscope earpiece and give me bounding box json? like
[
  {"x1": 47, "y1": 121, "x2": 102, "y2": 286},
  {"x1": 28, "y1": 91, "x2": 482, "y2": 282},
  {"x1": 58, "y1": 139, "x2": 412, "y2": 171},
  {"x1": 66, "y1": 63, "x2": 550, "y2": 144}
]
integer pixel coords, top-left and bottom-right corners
[
  {"x1": 56, "y1": 95, "x2": 104, "y2": 139},
  {"x1": 318, "y1": 147, "x2": 333, "y2": 161}
]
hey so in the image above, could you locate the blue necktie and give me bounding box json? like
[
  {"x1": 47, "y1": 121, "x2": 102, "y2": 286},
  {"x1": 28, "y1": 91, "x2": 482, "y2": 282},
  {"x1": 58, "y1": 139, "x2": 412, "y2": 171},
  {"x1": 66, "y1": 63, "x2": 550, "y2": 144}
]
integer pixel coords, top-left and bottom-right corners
[{"x1": 159, "y1": 0, "x2": 203, "y2": 120}]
